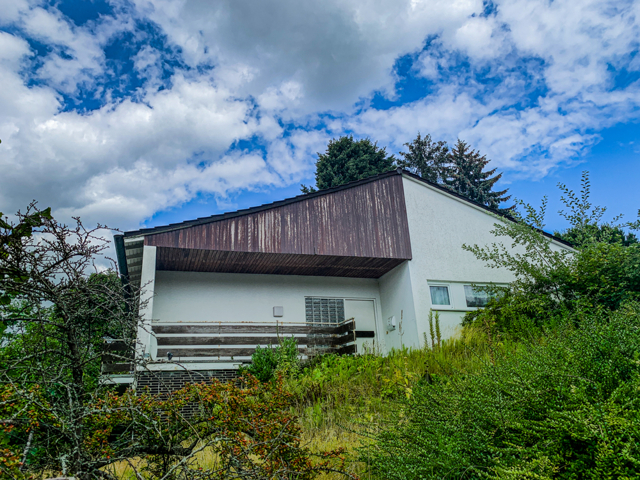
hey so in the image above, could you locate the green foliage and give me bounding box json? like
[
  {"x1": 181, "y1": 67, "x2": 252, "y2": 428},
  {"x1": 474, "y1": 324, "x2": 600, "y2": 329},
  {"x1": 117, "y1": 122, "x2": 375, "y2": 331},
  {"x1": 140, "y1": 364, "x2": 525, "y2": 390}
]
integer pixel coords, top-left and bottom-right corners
[
  {"x1": 301, "y1": 136, "x2": 395, "y2": 193},
  {"x1": 445, "y1": 139, "x2": 512, "y2": 212},
  {"x1": 397, "y1": 133, "x2": 449, "y2": 183},
  {"x1": 556, "y1": 223, "x2": 639, "y2": 247},
  {"x1": 1, "y1": 375, "x2": 349, "y2": 479},
  {"x1": 554, "y1": 171, "x2": 640, "y2": 248},
  {"x1": 363, "y1": 303, "x2": 640, "y2": 479},
  {"x1": 463, "y1": 197, "x2": 572, "y2": 303},
  {"x1": 463, "y1": 174, "x2": 640, "y2": 335},
  {"x1": 243, "y1": 336, "x2": 300, "y2": 382},
  {"x1": 0, "y1": 204, "x2": 52, "y2": 307},
  {"x1": 0, "y1": 205, "x2": 142, "y2": 478},
  {"x1": 427, "y1": 310, "x2": 441, "y2": 349},
  {"x1": 286, "y1": 330, "x2": 514, "y2": 434}
]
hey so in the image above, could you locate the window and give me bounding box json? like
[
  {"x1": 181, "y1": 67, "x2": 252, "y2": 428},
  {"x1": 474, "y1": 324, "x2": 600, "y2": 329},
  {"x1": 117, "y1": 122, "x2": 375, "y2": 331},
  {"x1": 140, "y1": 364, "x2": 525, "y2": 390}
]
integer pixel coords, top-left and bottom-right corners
[
  {"x1": 429, "y1": 286, "x2": 451, "y2": 306},
  {"x1": 464, "y1": 285, "x2": 492, "y2": 307},
  {"x1": 305, "y1": 297, "x2": 345, "y2": 324}
]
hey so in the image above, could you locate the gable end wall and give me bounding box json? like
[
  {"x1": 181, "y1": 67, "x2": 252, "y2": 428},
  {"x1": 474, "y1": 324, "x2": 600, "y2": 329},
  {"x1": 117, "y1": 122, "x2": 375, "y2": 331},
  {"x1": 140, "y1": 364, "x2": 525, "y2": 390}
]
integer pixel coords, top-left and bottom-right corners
[{"x1": 401, "y1": 175, "x2": 572, "y2": 344}]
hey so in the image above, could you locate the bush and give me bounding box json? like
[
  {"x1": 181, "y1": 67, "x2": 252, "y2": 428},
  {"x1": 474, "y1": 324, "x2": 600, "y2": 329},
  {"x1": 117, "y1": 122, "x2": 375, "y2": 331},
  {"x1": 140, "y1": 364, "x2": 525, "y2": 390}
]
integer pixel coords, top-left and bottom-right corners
[
  {"x1": 243, "y1": 336, "x2": 300, "y2": 382},
  {"x1": 1, "y1": 374, "x2": 349, "y2": 479},
  {"x1": 363, "y1": 303, "x2": 640, "y2": 479},
  {"x1": 463, "y1": 173, "x2": 640, "y2": 336}
]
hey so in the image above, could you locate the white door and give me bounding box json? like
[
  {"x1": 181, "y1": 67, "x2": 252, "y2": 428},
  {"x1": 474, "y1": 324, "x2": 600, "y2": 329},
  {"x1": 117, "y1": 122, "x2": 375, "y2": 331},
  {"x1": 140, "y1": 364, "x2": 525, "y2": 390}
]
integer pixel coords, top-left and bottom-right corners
[{"x1": 344, "y1": 299, "x2": 377, "y2": 354}]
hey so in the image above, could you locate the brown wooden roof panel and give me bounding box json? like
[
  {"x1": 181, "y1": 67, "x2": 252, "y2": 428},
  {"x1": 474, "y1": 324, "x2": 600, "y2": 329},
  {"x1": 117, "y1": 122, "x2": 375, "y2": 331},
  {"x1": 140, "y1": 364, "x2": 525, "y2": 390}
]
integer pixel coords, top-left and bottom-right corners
[
  {"x1": 145, "y1": 175, "x2": 412, "y2": 260},
  {"x1": 155, "y1": 247, "x2": 406, "y2": 278}
]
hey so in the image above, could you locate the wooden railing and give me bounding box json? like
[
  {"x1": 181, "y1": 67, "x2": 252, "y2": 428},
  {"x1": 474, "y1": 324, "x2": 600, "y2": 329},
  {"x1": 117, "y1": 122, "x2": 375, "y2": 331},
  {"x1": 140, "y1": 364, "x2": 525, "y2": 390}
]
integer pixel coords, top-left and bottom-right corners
[
  {"x1": 102, "y1": 339, "x2": 134, "y2": 374},
  {"x1": 152, "y1": 318, "x2": 362, "y2": 361},
  {"x1": 102, "y1": 318, "x2": 373, "y2": 372}
]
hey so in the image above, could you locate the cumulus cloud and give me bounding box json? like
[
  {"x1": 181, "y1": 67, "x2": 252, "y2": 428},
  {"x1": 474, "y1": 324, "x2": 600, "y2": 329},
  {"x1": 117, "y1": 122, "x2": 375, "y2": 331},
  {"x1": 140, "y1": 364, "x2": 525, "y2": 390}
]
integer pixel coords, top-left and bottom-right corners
[
  {"x1": 129, "y1": 0, "x2": 484, "y2": 112},
  {"x1": 348, "y1": 0, "x2": 640, "y2": 178},
  {"x1": 0, "y1": 68, "x2": 281, "y2": 227},
  {"x1": 0, "y1": 0, "x2": 639, "y2": 232}
]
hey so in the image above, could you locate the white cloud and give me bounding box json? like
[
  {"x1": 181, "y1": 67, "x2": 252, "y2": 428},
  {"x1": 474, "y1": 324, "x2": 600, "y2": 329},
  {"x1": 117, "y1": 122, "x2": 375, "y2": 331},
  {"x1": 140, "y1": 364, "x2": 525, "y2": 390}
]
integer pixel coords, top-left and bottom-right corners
[
  {"x1": 129, "y1": 0, "x2": 484, "y2": 112},
  {"x1": 1, "y1": 0, "x2": 640, "y2": 232},
  {"x1": 346, "y1": 0, "x2": 640, "y2": 179},
  {"x1": 0, "y1": 67, "x2": 280, "y2": 227},
  {"x1": 450, "y1": 16, "x2": 506, "y2": 60}
]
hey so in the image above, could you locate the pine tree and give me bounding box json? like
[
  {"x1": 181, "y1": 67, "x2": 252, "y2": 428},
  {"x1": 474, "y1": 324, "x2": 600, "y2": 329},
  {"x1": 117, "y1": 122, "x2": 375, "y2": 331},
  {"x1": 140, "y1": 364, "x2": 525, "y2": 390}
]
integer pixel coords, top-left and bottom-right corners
[
  {"x1": 397, "y1": 133, "x2": 449, "y2": 184},
  {"x1": 301, "y1": 136, "x2": 395, "y2": 193},
  {"x1": 445, "y1": 139, "x2": 512, "y2": 212}
]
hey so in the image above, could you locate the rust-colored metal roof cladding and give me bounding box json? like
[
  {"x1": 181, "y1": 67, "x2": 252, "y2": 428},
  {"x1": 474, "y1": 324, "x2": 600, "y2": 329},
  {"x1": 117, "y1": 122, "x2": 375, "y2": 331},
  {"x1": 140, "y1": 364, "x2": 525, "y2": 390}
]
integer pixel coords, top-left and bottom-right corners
[
  {"x1": 119, "y1": 171, "x2": 412, "y2": 279},
  {"x1": 115, "y1": 169, "x2": 573, "y2": 281}
]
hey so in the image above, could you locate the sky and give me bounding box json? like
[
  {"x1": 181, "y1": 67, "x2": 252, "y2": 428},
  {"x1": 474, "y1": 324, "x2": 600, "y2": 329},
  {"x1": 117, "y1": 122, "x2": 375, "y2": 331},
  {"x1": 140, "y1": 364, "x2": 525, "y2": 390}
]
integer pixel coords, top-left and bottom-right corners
[{"x1": 1, "y1": 0, "x2": 639, "y2": 238}]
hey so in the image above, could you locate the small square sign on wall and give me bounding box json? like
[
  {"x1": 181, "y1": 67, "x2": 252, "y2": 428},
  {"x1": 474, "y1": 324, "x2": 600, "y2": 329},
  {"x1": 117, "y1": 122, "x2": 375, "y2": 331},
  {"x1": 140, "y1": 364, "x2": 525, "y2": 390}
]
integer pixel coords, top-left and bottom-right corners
[{"x1": 273, "y1": 306, "x2": 284, "y2": 317}]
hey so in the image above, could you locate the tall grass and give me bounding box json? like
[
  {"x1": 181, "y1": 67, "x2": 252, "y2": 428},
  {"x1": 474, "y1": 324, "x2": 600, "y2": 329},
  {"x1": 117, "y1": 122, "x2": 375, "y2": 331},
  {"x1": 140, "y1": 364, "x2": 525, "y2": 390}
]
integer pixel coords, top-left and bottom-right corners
[
  {"x1": 286, "y1": 322, "x2": 518, "y2": 450},
  {"x1": 361, "y1": 303, "x2": 640, "y2": 479},
  {"x1": 107, "y1": 323, "x2": 511, "y2": 478}
]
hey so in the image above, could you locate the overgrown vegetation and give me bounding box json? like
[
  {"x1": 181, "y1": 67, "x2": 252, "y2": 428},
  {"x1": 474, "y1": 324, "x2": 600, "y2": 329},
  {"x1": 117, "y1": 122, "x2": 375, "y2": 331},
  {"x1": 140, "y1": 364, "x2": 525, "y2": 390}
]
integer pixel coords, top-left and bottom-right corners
[
  {"x1": 0, "y1": 206, "x2": 349, "y2": 480},
  {"x1": 3, "y1": 169, "x2": 639, "y2": 479},
  {"x1": 363, "y1": 304, "x2": 640, "y2": 479},
  {"x1": 240, "y1": 336, "x2": 300, "y2": 382}
]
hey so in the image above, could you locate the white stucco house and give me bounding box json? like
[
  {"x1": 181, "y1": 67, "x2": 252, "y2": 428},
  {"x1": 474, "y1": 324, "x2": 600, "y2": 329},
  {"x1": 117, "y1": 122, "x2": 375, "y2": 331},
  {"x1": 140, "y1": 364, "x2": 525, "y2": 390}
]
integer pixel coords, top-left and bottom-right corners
[{"x1": 113, "y1": 168, "x2": 572, "y2": 389}]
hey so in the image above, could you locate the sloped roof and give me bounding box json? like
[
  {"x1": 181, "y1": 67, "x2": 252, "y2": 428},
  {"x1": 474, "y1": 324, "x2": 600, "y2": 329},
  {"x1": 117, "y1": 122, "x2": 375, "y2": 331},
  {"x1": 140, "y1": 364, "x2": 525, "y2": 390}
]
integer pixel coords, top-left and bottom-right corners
[
  {"x1": 115, "y1": 168, "x2": 573, "y2": 283},
  {"x1": 121, "y1": 169, "x2": 402, "y2": 238}
]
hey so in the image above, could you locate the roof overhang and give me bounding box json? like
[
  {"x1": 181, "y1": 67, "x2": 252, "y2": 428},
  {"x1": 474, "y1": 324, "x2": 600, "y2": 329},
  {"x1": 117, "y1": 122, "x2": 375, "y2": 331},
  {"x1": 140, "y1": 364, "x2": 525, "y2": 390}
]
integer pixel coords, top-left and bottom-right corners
[{"x1": 155, "y1": 247, "x2": 407, "y2": 278}]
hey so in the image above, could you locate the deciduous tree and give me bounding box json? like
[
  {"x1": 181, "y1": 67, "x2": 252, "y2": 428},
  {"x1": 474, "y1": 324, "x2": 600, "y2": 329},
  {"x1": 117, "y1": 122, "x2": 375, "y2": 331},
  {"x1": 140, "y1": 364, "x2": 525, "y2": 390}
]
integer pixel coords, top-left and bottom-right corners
[{"x1": 554, "y1": 171, "x2": 640, "y2": 247}]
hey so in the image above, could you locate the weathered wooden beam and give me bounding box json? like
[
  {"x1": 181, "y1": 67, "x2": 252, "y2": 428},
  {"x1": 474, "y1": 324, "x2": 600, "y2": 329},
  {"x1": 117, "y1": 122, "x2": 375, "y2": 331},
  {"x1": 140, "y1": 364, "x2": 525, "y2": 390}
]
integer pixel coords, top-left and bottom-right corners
[
  {"x1": 156, "y1": 341, "x2": 358, "y2": 359},
  {"x1": 156, "y1": 333, "x2": 355, "y2": 347},
  {"x1": 102, "y1": 363, "x2": 133, "y2": 373},
  {"x1": 331, "y1": 331, "x2": 357, "y2": 346},
  {"x1": 156, "y1": 347, "x2": 296, "y2": 358},
  {"x1": 336, "y1": 344, "x2": 357, "y2": 355},
  {"x1": 152, "y1": 321, "x2": 355, "y2": 335},
  {"x1": 355, "y1": 330, "x2": 375, "y2": 338}
]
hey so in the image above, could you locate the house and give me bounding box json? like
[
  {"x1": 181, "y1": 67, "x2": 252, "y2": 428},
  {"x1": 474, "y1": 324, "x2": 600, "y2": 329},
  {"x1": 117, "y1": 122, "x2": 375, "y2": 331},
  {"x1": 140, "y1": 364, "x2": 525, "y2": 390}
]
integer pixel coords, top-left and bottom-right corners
[{"x1": 113, "y1": 168, "x2": 572, "y2": 391}]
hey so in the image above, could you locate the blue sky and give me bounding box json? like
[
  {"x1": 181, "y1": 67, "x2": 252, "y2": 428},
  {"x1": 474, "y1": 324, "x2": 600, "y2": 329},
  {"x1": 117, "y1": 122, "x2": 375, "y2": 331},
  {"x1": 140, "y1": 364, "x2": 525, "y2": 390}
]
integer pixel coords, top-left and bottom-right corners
[{"x1": 1, "y1": 0, "x2": 639, "y2": 236}]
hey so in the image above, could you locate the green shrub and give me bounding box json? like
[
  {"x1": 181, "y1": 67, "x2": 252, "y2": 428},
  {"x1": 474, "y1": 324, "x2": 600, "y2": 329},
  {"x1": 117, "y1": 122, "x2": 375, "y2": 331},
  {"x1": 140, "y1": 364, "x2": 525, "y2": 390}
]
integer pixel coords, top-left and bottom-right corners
[
  {"x1": 463, "y1": 172, "x2": 640, "y2": 336},
  {"x1": 363, "y1": 303, "x2": 640, "y2": 479},
  {"x1": 243, "y1": 336, "x2": 300, "y2": 382}
]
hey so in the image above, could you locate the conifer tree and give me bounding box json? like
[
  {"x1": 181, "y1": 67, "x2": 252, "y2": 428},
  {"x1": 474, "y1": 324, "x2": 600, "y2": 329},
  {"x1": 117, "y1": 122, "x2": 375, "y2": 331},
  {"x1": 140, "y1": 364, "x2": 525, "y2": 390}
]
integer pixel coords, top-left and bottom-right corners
[
  {"x1": 301, "y1": 135, "x2": 395, "y2": 193},
  {"x1": 445, "y1": 139, "x2": 512, "y2": 212},
  {"x1": 397, "y1": 133, "x2": 450, "y2": 184}
]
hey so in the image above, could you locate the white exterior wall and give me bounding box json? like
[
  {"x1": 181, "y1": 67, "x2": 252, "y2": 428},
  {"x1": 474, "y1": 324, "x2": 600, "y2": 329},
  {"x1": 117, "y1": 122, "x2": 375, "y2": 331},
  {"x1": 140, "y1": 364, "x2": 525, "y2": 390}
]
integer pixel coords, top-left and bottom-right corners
[
  {"x1": 401, "y1": 176, "x2": 572, "y2": 344},
  {"x1": 378, "y1": 261, "x2": 419, "y2": 350},
  {"x1": 153, "y1": 271, "x2": 383, "y2": 329},
  {"x1": 136, "y1": 245, "x2": 157, "y2": 366}
]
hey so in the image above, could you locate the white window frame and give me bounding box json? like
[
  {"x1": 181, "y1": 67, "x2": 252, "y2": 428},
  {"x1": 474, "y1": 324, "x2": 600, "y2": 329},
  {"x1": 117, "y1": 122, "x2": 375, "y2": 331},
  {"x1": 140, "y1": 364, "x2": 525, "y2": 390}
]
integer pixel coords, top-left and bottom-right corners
[
  {"x1": 428, "y1": 283, "x2": 454, "y2": 310},
  {"x1": 463, "y1": 284, "x2": 494, "y2": 308}
]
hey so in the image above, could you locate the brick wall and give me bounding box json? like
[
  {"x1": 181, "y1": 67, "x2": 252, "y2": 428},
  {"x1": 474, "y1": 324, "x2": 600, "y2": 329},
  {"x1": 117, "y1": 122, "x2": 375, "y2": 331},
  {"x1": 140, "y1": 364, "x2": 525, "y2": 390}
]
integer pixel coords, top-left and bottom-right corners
[{"x1": 136, "y1": 369, "x2": 238, "y2": 395}]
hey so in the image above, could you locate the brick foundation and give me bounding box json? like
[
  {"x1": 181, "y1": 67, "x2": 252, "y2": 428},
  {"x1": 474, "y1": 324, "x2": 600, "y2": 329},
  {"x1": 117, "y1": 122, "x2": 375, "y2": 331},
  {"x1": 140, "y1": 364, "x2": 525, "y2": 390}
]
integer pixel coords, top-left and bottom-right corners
[{"x1": 135, "y1": 369, "x2": 238, "y2": 395}]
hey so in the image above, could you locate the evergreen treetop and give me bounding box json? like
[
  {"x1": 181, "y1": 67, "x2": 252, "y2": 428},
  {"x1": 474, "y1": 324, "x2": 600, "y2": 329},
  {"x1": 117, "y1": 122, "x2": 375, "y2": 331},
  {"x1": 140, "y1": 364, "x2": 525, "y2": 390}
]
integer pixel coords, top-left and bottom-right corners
[
  {"x1": 397, "y1": 133, "x2": 449, "y2": 184},
  {"x1": 301, "y1": 135, "x2": 395, "y2": 193},
  {"x1": 445, "y1": 139, "x2": 512, "y2": 212}
]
